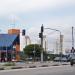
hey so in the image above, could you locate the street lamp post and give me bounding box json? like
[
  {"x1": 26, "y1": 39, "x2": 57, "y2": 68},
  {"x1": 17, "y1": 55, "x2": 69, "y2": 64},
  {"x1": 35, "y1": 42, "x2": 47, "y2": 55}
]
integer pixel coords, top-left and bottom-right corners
[
  {"x1": 45, "y1": 28, "x2": 63, "y2": 62},
  {"x1": 45, "y1": 28, "x2": 62, "y2": 54},
  {"x1": 71, "y1": 27, "x2": 75, "y2": 53}
]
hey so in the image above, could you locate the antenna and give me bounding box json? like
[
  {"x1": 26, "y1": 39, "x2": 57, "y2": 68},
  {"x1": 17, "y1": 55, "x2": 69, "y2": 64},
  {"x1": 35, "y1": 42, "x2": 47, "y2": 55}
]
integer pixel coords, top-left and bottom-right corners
[
  {"x1": 72, "y1": 26, "x2": 74, "y2": 49},
  {"x1": 10, "y1": 15, "x2": 16, "y2": 29}
]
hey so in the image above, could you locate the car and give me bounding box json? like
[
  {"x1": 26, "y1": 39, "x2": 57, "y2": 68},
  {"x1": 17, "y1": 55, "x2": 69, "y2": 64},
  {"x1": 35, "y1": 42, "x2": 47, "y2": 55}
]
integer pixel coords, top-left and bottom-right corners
[
  {"x1": 61, "y1": 57, "x2": 68, "y2": 62},
  {"x1": 69, "y1": 53, "x2": 75, "y2": 66},
  {"x1": 54, "y1": 57, "x2": 60, "y2": 62},
  {"x1": 54, "y1": 56, "x2": 68, "y2": 62}
]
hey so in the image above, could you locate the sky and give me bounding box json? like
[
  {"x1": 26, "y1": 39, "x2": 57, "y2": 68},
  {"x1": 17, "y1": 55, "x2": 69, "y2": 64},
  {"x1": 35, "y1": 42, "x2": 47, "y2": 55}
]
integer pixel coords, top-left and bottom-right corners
[{"x1": 0, "y1": 0, "x2": 75, "y2": 52}]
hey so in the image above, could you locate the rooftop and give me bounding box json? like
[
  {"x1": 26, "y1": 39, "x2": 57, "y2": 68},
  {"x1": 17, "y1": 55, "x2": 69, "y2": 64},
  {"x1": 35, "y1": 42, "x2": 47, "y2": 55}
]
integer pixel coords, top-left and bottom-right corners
[{"x1": 0, "y1": 34, "x2": 18, "y2": 47}]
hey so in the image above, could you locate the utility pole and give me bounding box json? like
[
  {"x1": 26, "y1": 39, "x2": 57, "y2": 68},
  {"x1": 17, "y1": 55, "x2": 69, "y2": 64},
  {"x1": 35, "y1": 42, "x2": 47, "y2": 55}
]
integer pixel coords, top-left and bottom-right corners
[
  {"x1": 72, "y1": 27, "x2": 74, "y2": 49},
  {"x1": 39, "y1": 24, "x2": 44, "y2": 62},
  {"x1": 71, "y1": 26, "x2": 75, "y2": 53},
  {"x1": 56, "y1": 39, "x2": 59, "y2": 54},
  {"x1": 60, "y1": 34, "x2": 63, "y2": 54}
]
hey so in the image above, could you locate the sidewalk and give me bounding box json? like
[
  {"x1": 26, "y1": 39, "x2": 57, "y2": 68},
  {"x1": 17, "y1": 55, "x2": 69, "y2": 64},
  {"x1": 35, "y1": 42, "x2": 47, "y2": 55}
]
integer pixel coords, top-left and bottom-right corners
[
  {"x1": 13, "y1": 61, "x2": 69, "y2": 68},
  {"x1": 0, "y1": 61, "x2": 70, "y2": 70}
]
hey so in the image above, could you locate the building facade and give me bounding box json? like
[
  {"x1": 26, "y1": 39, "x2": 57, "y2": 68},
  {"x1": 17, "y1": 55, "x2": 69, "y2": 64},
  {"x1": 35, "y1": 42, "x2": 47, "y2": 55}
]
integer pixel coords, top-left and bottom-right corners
[{"x1": 0, "y1": 29, "x2": 20, "y2": 62}]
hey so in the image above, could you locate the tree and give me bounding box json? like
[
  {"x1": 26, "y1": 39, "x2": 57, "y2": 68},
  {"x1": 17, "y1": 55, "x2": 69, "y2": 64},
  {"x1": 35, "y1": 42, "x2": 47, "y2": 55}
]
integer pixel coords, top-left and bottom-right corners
[{"x1": 23, "y1": 44, "x2": 43, "y2": 61}]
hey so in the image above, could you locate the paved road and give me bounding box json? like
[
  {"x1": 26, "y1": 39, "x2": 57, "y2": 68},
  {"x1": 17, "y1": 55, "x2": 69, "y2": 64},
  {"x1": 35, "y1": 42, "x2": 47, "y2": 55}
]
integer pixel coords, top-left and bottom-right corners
[{"x1": 0, "y1": 65, "x2": 75, "y2": 75}]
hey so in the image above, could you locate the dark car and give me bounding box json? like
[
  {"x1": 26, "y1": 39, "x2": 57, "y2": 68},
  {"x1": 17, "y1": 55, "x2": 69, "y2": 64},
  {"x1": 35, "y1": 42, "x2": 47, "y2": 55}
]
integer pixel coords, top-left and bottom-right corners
[{"x1": 69, "y1": 53, "x2": 75, "y2": 66}]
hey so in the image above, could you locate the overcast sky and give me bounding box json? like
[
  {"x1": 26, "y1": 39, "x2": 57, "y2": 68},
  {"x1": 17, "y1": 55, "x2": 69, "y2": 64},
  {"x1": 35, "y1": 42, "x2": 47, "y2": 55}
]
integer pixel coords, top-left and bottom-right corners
[{"x1": 0, "y1": 0, "x2": 75, "y2": 52}]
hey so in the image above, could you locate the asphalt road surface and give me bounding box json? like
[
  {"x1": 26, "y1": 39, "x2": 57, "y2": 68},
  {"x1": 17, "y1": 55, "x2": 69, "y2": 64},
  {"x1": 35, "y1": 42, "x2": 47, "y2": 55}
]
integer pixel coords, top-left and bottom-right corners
[{"x1": 0, "y1": 65, "x2": 75, "y2": 75}]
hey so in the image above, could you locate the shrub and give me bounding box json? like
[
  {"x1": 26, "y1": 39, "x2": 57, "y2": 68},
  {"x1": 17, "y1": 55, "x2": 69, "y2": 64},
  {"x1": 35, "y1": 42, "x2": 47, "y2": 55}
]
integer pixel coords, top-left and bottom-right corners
[{"x1": 3, "y1": 62, "x2": 15, "y2": 66}]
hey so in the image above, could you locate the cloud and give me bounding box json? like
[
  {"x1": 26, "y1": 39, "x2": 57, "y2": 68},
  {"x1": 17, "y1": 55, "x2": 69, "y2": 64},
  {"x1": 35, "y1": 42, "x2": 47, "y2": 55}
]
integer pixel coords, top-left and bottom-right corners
[
  {"x1": 0, "y1": 0, "x2": 75, "y2": 52},
  {"x1": 0, "y1": 0, "x2": 75, "y2": 16},
  {"x1": 26, "y1": 14, "x2": 75, "y2": 51},
  {"x1": 27, "y1": 26, "x2": 40, "y2": 43}
]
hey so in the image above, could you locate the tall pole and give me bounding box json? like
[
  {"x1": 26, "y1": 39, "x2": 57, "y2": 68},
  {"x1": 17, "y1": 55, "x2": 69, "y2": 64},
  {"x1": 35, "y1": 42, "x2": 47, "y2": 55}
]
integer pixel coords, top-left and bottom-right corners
[
  {"x1": 60, "y1": 32, "x2": 63, "y2": 61},
  {"x1": 56, "y1": 39, "x2": 59, "y2": 54},
  {"x1": 6, "y1": 46, "x2": 8, "y2": 62},
  {"x1": 72, "y1": 27, "x2": 74, "y2": 49},
  {"x1": 60, "y1": 32, "x2": 62, "y2": 54},
  {"x1": 41, "y1": 33, "x2": 43, "y2": 62},
  {"x1": 41, "y1": 25, "x2": 44, "y2": 62},
  {"x1": 39, "y1": 24, "x2": 44, "y2": 62}
]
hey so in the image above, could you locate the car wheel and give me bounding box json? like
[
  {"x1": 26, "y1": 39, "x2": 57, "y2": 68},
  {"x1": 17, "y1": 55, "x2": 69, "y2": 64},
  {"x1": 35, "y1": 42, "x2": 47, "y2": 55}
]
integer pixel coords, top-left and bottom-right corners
[{"x1": 70, "y1": 60, "x2": 74, "y2": 66}]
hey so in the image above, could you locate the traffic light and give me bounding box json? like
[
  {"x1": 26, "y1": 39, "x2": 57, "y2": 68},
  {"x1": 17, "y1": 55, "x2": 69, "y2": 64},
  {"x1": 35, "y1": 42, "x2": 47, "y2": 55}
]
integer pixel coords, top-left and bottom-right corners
[
  {"x1": 39, "y1": 33, "x2": 42, "y2": 38},
  {"x1": 22, "y1": 29, "x2": 26, "y2": 36},
  {"x1": 41, "y1": 25, "x2": 44, "y2": 32},
  {"x1": 39, "y1": 25, "x2": 44, "y2": 38}
]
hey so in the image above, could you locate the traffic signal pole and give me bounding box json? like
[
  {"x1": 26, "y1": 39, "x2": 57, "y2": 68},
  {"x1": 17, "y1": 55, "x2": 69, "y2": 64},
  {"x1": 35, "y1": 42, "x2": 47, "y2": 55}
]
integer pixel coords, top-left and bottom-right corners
[
  {"x1": 41, "y1": 28, "x2": 43, "y2": 62},
  {"x1": 39, "y1": 25, "x2": 62, "y2": 62},
  {"x1": 39, "y1": 24, "x2": 44, "y2": 62}
]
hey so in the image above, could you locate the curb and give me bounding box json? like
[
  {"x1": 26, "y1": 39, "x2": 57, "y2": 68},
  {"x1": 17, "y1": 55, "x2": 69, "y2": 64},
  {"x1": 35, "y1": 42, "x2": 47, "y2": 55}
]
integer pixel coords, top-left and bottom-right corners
[
  {"x1": 39, "y1": 65, "x2": 48, "y2": 67},
  {"x1": 11, "y1": 67, "x2": 23, "y2": 69},
  {"x1": 28, "y1": 66, "x2": 36, "y2": 68},
  {"x1": 0, "y1": 68, "x2": 5, "y2": 70},
  {"x1": 0, "y1": 63, "x2": 69, "y2": 70}
]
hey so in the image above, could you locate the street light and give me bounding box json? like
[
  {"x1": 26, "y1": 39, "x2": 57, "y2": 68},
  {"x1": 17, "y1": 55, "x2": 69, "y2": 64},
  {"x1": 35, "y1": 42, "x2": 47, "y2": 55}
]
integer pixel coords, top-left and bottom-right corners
[
  {"x1": 45, "y1": 28, "x2": 63, "y2": 62},
  {"x1": 45, "y1": 28, "x2": 62, "y2": 54}
]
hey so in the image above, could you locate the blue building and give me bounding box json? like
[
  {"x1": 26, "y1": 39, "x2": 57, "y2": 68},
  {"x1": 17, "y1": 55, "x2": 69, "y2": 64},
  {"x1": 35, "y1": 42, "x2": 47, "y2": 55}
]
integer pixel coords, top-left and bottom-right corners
[{"x1": 0, "y1": 34, "x2": 20, "y2": 62}]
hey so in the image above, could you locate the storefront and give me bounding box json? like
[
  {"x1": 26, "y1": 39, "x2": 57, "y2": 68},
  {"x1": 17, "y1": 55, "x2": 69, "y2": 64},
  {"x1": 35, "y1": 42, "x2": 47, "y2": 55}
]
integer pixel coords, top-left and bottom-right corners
[{"x1": 0, "y1": 34, "x2": 20, "y2": 62}]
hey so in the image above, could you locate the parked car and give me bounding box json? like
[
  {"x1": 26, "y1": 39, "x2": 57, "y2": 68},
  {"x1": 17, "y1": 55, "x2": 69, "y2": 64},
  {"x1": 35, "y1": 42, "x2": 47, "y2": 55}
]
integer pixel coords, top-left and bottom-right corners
[
  {"x1": 54, "y1": 56, "x2": 68, "y2": 62},
  {"x1": 61, "y1": 57, "x2": 68, "y2": 62},
  {"x1": 69, "y1": 53, "x2": 75, "y2": 66},
  {"x1": 54, "y1": 57, "x2": 60, "y2": 62}
]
